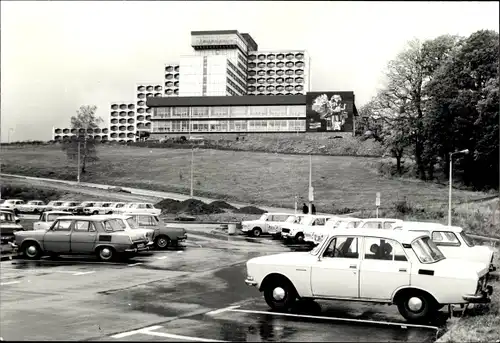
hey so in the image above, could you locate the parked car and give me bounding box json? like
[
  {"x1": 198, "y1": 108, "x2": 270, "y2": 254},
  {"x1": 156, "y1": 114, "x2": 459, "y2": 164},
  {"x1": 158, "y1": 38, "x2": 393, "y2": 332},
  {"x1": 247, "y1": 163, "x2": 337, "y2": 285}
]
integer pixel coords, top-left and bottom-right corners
[
  {"x1": 1, "y1": 199, "x2": 25, "y2": 214},
  {"x1": 268, "y1": 214, "x2": 306, "y2": 238},
  {"x1": 241, "y1": 212, "x2": 294, "y2": 237},
  {"x1": 0, "y1": 208, "x2": 20, "y2": 221},
  {"x1": 72, "y1": 201, "x2": 96, "y2": 215},
  {"x1": 105, "y1": 202, "x2": 127, "y2": 214},
  {"x1": 358, "y1": 218, "x2": 404, "y2": 230},
  {"x1": 281, "y1": 215, "x2": 336, "y2": 243},
  {"x1": 121, "y1": 203, "x2": 161, "y2": 216},
  {"x1": 394, "y1": 222, "x2": 497, "y2": 272},
  {"x1": 33, "y1": 211, "x2": 73, "y2": 231},
  {"x1": 98, "y1": 214, "x2": 156, "y2": 246},
  {"x1": 1, "y1": 210, "x2": 24, "y2": 244},
  {"x1": 17, "y1": 200, "x2": 46, "y2": 214},
  {"x1": 13, "y1": 216, "x2": 149, "y2": 261},
  {"x1": 45, "y1": 201, "x2": 65, "y2": 212},
  {"x1": 83, "y1": 202, "x2": 105, "y2": 215},
  {"x1": 59, "y1": 201, "x2": 81, "y2": 212},
  {"x1": 127, "y1": 213, "x2": 186, "y2": 249},
  {"x1": 244, "y1": 228, "x2": 494, "y2": 323}
]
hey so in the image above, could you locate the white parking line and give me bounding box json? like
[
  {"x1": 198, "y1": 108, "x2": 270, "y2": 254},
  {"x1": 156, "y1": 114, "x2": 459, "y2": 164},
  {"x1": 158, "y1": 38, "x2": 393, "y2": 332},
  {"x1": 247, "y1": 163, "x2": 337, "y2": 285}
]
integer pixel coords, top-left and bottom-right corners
[
  {"x1": 127, "y1": 263, "x2": 142, "y2": 267},
  {"x1": 72, "y1": 271, "x2": 95, "y2": 276},
  {"x1": 156, "y1": 256, "x2": 168, "y2": 260},
  {"x1": 224, "y1": 308, "x2": 440, "y2": 330},
  {"x1": 111, "y1": 325, "x2": 227, "y2": 342},
  {"x1": 205, "y1": 305, "x2": 241, "y2": 316},
  {"x1": 0, "y1": 281, "x2": 21, "y2": 286}
]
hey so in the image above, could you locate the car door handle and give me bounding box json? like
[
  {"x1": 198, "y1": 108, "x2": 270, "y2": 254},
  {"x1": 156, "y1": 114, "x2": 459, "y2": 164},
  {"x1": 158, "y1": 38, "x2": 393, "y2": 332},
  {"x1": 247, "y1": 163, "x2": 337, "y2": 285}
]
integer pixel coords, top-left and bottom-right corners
[
  {"x1": 399, "y1": 268, "x2": 407, "y2": 272},
  {"x1": 349, "y1": 265, "x2": 357, "y2": 269}
]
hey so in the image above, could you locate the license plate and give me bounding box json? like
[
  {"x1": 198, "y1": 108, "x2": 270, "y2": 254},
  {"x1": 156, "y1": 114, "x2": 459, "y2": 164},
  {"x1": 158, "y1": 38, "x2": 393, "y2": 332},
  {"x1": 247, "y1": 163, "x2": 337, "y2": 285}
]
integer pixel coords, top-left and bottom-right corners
[{"x1": 137, "y1": 243, "x2": 145, "y2": 248}]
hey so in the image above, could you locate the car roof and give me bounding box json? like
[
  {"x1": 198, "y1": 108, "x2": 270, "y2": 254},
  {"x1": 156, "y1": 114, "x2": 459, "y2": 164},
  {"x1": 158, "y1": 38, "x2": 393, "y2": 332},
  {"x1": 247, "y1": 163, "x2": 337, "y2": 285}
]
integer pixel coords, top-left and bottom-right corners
[
  {"x1": 361, "y1": 218, "x2": 402, "y2": 222},
  {"x1": 328, "y1": 228, "x2": 427, "y2": 244},
  {"x1": 45, "y1": 211, "x2": 72, "y2": 215},
  {"x1": 5, "y1": 199, "x2": 23, "y2": 202},
  {"x1": 399, "y1": 221, "x2": 445, "y2": 229},
  {"x1": 126, "y1": 212, "x2": 156, "y2": 216},
  {"x1": 265, "y1": 212, "x2": 295, "y2": 216},
  {"x1": 92, "y1": 214, "x2": 132, "y2": 219},
  {"x1": 56, "y1": 215, "x2": 109, "y2": 221}
]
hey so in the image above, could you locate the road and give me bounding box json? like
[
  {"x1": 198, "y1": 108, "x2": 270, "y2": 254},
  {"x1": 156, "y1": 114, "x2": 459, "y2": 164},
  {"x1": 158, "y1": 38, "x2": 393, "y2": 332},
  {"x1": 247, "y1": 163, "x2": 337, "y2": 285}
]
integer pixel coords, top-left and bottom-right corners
[{"x1": 0, "y1": 228, "x2": 443, "y2": 342}]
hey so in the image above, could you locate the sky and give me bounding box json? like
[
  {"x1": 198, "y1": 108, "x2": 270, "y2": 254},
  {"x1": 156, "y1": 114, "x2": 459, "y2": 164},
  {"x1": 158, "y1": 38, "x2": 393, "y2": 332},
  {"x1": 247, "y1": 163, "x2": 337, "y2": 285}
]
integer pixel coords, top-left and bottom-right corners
[{"x1": 1, "y1": 1, "x2": 499, "y2": 142}]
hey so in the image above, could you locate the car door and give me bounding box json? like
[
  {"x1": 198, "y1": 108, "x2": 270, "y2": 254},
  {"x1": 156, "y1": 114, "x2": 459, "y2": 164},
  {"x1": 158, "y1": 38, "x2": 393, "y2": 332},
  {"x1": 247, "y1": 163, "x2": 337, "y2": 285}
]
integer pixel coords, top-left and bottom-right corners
[
  {"x1": 359, "y1": 237, "x2": 411, "y2": 300},
  {"x1": 263, "y1": 215, "x2": 274, "y2": 233},
  {"x1": 310, "y1": 235, "x2": 361, "y2": 298},
  {"x1": 34, "y1": 213, "x2": 47, "y2": 230},
  {"x1": 70, "y1": 220, "x2": 98, "y2": 253},
  {"x1": 43, "y1": 219, "x2": 73, "y2": 253}
]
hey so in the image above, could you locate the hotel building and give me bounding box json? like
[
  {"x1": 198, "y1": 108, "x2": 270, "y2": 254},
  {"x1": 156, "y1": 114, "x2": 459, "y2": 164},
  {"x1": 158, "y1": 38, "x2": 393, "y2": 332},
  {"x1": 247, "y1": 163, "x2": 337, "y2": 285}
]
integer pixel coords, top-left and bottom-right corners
[{"x1": 52, "y1": 30, "x2": 356, "y2": 142}]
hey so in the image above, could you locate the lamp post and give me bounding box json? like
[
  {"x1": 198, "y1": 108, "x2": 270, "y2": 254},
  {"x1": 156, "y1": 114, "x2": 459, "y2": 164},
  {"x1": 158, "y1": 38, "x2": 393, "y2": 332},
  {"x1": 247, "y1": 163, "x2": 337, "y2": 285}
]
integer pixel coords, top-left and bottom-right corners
[
  {"x1": 448, "y1": 149, "x2": 469, "y2": 226},
  {"x1": 308, "y1": 154, "x2": 313, "y2": 214},
  {"x1": 190, "y1": 147, "x2": 194, "y2": 198}
]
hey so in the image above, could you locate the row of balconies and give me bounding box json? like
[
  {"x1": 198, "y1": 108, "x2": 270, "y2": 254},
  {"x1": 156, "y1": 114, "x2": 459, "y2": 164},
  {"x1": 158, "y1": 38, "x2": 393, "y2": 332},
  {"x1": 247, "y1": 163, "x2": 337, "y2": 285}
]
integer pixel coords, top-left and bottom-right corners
[
  {"x1": 165, "y1": 73, "x2": 180, "y2": 80},
  {"x1": 248, "y1": 93, "x2": 303, "y2": 96},
  {"x1": 54, "y1": 128, "x2": 109, "y2": 134},
  {"x1": 110, "y1": 118, "x2": 136, "y2": 124},
  {"x1": 111, "y1": 104, "x2": 135, "y2": 110},
  {"x1": 248, "y1": 85, "x2": 304, "y2": 92},
  {"x1": 249, "y1": 69, "x2": 304, "y2": 77},
  {"x1": 248, "y1": 77, "x2": 305, "y2": 84},
  {"x1": 165, "y1": 81, "x2": 180, "y2": 88},
  {"x1": 248, "y1": 53, "x2": 304, "y2": 61},
  {"x1": 165, "y1": 65, "x2": 180, "y2": 73},
  {"x1": 110, "y1": 111, "x2": 135, "y2": 117},
  {"x1": 249, "y1": 61, "x2": 305, "y2": 69},
  {"x1": 165, "y1": 89, "x2": 180, "y2": 95},
  {"x1": 137, "y1": 85, "x2": 163, "y2": 92},
  {"x1": 137, "y1": 93, "x2": 163, "y2": 99},
  {"x1": 109, "y1": 123, "x2": 151, "y2": 131},
  {"x1": 54, "y1": 135, "x2": 109, "y2": 141}
]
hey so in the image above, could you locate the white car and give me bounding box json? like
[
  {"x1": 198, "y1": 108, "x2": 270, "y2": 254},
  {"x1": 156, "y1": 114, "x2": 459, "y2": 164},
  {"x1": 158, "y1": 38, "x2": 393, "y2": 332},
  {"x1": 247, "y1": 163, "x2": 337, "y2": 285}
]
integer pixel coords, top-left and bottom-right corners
[
  {"x1": 59, "y1": 201, "x2": 81, "y2": 212},
  {"x1": 83, "y1": 202, "x2": 112, "y2": 215},
  {"x1": 18, "y1": 200, "x2": 46, "y2": 213},
  {"x1": 281, "y1": 215, "x2": 336, "y2": 243},
  {"x1": 241, "y1": 213, "x2": 294, "y2": 237},
  {"x1": 394, "y1": 222, "x2": 497, "y2": 272},
  {"x1": 105, "y1": 202, "x2": 127, "y2": 214},
  {"x1": 268, "y1": 214, "x2": 307, "y2": 237},
  {"x1": 33, "y1": 211, "x2": 74, "y2": 231},
  {"x1": 358, "y1": 218, "x2": 404, "y2": 230},
  {"x1": 45, "y1": 201, "x2": 65, "y2": 211},
  {"x1": 2, "y1": 199, "x2": 25, "y2": 211},
  {"x1": 94, "y1": 214, "x2": 155, "y2": 246},
  {"x1": 245, "y1": 228, "x2": 494, "y2": 323},
  {"x1": 121, "y1": 203, "x2": 161, "y2": 216}
]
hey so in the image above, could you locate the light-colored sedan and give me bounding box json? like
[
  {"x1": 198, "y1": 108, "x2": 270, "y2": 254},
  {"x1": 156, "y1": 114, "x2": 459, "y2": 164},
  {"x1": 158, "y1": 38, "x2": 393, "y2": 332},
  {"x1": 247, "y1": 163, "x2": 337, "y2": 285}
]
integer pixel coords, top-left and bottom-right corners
[
  {"x1": 104, "y1": 202, "x2": 127, "y2": 215},
  {"x1": 18, "y1": 200, "x2": 46, "y2": 213},
  {"x1": 121, "y1": 203, "x2": 161, "y2": 216},
  {"x1": 13, "y1": 216, "x2": 149, "y2": 261},
  {"x1": 358, "y1": 218, "x2": 404, "y2": 230},
  {"x1": 241, "y1": 212, "x2": 294, "y2": 237},
  {"x1": 127, "y1": 213, "x2": 186, "y2": 249},
  {"x1": 33, "y1": 211, "x2": 74, "y2": 231},
  {"x1": 245, "y1": 228, "x2": 494, "y2": 323},
  {"x1": 93, "y1": 214, "x2": 156, "y2": 246}
]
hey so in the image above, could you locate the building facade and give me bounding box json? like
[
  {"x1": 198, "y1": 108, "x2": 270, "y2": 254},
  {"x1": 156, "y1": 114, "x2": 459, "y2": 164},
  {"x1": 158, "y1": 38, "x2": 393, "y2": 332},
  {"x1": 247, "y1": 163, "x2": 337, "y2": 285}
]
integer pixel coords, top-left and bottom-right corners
[{"x1": 52, "y1": 29, "x2": 314, "y2": 143}]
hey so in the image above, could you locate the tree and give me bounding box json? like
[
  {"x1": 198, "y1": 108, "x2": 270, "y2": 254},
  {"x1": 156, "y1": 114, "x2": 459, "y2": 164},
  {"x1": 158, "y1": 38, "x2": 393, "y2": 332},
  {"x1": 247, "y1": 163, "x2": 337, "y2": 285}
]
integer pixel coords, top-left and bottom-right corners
[{"x1": 62, "y1": 105, "x2": 103, "y2": 175}]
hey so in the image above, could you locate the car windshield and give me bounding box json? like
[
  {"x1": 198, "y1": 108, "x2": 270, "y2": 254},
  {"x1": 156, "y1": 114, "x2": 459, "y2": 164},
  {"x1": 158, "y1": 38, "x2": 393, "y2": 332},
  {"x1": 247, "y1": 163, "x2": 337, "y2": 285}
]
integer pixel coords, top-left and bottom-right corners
[
  {"x1": 28, "y1": 201, "x2": 38, "y2": 205},
  {"x1": 299, "y1": 216, "x2": 314, "y2": 225},
  {"x1": 54, "y1": 202, "x2": 63, "y2": 206},
  {"x1": 411, "y1": 236, "x2": 446, "y2": 263},
  {"x1": 285, "y1": 216, "x2": 296, "y2": 223},
  {"x1": 103, "y1": 203, "x2": 112, "y2": 207},
  {"x1": 47, "y1": 214, "x2": 64, "y2": 221},
  {"x1": 116, "y1": 204, "x2": 125, "y2": 208},
  {"x1": 258, "y1": 214, "x2": 268, "y2": 221},
  {"x1": 103, "y1": 219, "x2": 125, "y2": 232},
  {"x1": 310, "y1": 236, "x2": 328, "y2": 255},
  {"x1": 460, "y1": 231, "x2": 475, "y2": 247},
  {"x1": 0, "y1": 212, "x2": 14, "y2": 221},
  {"x1": 126, "y1": 218, "x2": 139, "y2": 229}
]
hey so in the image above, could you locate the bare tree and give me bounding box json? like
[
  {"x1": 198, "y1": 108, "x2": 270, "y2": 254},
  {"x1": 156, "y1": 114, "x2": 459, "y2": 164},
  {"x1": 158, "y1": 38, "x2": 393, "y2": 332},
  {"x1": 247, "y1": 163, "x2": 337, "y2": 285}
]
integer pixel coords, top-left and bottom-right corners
[{"x1": 62, "y1": 105, "x2": 103, "y2": 175}]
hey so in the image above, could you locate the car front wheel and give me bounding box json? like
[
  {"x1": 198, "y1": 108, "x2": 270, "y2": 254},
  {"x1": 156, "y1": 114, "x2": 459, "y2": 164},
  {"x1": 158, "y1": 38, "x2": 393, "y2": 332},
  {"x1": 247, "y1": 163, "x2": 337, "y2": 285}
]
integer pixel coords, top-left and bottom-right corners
[
  {"x1": 155, "y1": 235, "x2": 170, "y2": 249},
  {"x1": 264, "y1": 279, "x2": 297, "y2": 312},
  {"x1": 96, "y1": 246, "x2": 115, "y2": 262},
  {"x1": 397, "y1": 291, "x2": 437, "y2": 323},
  {"x1": 23, "y1": 242, "x2": 42, "y2": 260},
  {"x1": 252, "y1": 227, "x2": 262, "y2": 237}
]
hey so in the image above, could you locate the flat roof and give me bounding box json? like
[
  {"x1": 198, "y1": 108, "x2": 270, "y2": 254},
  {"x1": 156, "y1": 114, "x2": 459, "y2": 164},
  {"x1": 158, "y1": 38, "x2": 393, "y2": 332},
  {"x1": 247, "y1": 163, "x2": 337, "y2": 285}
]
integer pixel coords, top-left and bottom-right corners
[{"x1": 147, "y1": 95, "x2": 307, "y2": 107}]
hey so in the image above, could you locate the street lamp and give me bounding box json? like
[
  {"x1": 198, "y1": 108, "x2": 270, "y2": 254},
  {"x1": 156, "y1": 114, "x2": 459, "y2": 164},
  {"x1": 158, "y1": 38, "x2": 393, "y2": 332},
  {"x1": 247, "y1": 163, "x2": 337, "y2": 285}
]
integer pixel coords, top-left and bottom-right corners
[
  {"x1": 190, "y1": 147, "x2": 195, "y2": 198},
  {"x1": 448, "y1": 149, "x2": 469, "y2": 226}
]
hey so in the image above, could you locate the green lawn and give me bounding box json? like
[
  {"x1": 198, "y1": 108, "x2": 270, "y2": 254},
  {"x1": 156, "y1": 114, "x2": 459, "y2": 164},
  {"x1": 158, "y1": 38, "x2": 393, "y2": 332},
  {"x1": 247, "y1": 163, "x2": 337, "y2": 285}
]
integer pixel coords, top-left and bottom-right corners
[{"x1": 1, "y1": 145, "x2": 490, "y2": 214}]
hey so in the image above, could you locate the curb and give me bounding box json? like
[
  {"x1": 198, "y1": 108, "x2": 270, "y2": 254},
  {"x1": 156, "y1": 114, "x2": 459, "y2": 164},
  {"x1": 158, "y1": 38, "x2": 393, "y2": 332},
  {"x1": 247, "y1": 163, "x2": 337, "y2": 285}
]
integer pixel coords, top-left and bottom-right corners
[{"x1": 0, "y1": 254, "x2": 16, "y2": 262}]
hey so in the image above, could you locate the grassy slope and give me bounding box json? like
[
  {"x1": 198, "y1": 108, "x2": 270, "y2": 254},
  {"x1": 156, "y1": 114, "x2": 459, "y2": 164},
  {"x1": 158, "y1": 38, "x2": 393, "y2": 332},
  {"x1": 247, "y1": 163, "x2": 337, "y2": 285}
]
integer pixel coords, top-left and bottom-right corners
[{"x1": 1, "y1": 145, "x2": 489, "y2": 211}]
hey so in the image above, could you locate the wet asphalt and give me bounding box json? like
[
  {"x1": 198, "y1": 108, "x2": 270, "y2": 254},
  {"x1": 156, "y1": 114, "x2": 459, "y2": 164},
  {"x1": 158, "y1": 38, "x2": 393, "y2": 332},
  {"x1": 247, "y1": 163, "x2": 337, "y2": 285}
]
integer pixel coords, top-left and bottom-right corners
[{"x1": 0, "y1": 230, "x2": 444, "y2": 342}]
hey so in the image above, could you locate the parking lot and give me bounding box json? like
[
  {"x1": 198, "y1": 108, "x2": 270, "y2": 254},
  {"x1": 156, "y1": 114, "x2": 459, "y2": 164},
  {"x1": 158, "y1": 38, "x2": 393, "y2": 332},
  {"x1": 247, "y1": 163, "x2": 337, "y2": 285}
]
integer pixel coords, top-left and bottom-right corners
[{"x1": 0, "y1": 228, "x2": 443, "y2": 342}]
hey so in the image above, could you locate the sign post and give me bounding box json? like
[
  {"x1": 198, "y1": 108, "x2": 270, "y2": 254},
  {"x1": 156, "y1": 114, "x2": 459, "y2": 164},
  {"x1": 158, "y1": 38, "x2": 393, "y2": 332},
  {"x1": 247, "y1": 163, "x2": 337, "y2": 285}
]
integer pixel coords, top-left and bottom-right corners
[
  {"x1": 294, "y1": 195, "x2": 298, "y2": 215},
  {"x1": 375, "y1": 192, "x2": 381, "y2": 218}
]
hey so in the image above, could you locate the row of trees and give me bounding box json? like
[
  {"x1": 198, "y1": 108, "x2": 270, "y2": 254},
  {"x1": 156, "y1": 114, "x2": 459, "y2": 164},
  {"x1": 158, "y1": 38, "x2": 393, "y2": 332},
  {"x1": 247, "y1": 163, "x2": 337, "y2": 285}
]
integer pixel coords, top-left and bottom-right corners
[{"x1": 357, "y1": 30, "x2": 499, "y2": 190}]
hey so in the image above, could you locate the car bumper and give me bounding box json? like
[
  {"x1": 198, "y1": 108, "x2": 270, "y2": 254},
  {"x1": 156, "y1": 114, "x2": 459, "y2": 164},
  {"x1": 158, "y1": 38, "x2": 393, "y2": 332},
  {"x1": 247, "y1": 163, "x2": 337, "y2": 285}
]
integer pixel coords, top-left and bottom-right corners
[
  {"x1": 177, "y1": 234, "x2": 187, "y2": 242},
  {"x1": 463, "y1": 285, "x2": 494, "y2": 303},
  {"x1": 125, "y1": 243, "x2": 150, "y2": 253},
  {"x1": 245, "y1": 276, "x2": 258, "y2": 286}
]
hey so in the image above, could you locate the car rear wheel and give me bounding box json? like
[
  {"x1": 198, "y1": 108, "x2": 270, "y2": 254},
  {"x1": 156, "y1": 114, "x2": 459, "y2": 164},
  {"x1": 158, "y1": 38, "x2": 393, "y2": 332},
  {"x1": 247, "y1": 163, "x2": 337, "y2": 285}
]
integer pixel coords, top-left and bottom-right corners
[
  {"x1": 397, "y1": 291, "x2": 437, "y2": 323},
  {"x1": 155, "y1": 235, "x2": 170, "y2": 249},
  {"x1": 92, "y1": 211, "x2": 99, "y2": 215},
  {"x1": 264, "y1": 278, "x2": 297, "y2": 312},
  {"x1": 295, "y1": 232, "x2": 305, "y2": 243},
  {"x1": 96, "y1": 246, "x2": 115, "y2": 262},
  {"x1": 23, "y1": 242, "x2": 42, "y2": 260},
  {"x1": 252, "y1": 227, "x2": 262, "y2": 237}
]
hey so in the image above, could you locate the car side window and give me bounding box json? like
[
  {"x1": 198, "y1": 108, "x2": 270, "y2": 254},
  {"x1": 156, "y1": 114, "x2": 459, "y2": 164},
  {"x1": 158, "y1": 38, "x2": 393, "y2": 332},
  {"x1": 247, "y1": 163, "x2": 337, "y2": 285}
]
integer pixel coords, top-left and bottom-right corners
[
  {"x1": 53, "y1": 220, "x2": 72, "y2": 231},
  {"x1": 364, "y1": 237, "x2": 407, "y2": 261},
  {"x1": 137, "y1": 204, "x2": 145, "y2": 209},
  {"x1": 314, "y1": 218, "x2": 326, "y2": 226},
  {"x1": 266, "y1": 215, "x2": 273, "y2": 221},
  {"x1": 384, "y1": 222, "x2": 396, "y2": 230},
  {"x1": 363, "y1": 222, "x2": 382, "y2": 229},
  {"x1": 145, "y1": 204, "x2": 153, "y2": 209},
  {"x1": 74, "y1": 221, "x2": 95, "y2": 232},
  {"x1": 137, "y1": 215, "x2": 153, "y2": 226},
  {"x1": 432, "y1": 231, "x2": 460, "y2": 246},
  {"x1": 346, "y1": 221, "x2": 358, "y2": 229},
  {"x1": 323, "y1": 236, "x2": 359, "y2": 259}
]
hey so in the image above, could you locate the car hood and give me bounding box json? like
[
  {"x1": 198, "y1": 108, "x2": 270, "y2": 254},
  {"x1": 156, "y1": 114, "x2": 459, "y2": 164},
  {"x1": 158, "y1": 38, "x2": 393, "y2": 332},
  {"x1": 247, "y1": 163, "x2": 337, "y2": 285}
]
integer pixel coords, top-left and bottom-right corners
[
  {"x1": 248, "y1": 252, "x2": 316, "y2": 266},
  {"x1": 15, "y1": 230, "x2": 47, "y2": 238},
  {"x1": 433, "y1": 258, "x2": 490, "y2": 279}
]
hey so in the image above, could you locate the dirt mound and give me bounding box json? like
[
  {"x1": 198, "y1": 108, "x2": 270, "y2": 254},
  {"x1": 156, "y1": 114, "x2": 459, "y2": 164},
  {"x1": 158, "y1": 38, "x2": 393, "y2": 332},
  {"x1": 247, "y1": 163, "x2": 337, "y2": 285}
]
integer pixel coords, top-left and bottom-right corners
[
  {"x1": 155, "y1": 198, "x2": 224, "y2": 215},
  {"x1": 236, "y1": 206, "x2": 266, "y2": 215},
  {"x1": 209, "y1": 200, "x2": 237, "y2": 211}
]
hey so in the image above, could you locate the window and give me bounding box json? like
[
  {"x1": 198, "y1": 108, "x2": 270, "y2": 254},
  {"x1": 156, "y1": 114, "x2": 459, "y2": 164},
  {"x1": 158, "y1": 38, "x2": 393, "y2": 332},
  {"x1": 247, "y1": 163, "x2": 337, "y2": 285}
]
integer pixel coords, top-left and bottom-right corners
[
  {"x1": 460, "y1": 231, "x2": 475, "y2": 247},
  {"x1": 384, "y1": 221, "x2": 397, "y2": 230},
  {"x1": 53, "y1": 220, "x2": 72, "y2": 231},
  {"x1": 126, "y1": 218, "x2": 139, "y2": 229},
  {"x1": 364, "y1": 237, "x2": 407, "y2": 261},
  {"x1": 103, "y1": 220, "x2": 124, "y2": 232},
  {"x1": 313, "y1": 218, "x2": 326, "y2": 226},
  {"x1": 411, "y1": 236, "x2": 445, "y2": 263},
  {"x1": 74, "y1": 221, "x2": 95, "y2": 232},
  {"x1": 362, "y1": 221, "x2": 383, "y2": 229},
  {"x1": 137, "y1": 215, "x2": 154, "y2": 226},
  {"x1": 323, "y1": 236, "x2": 359, "y2": 259},
  {"x1": 137, "y1": 204, "x2": 145, "y2": 209},
  {"x1": 230, "y1": 106, "x2": 247, "y2": 117},
  {"x1": 432, "y1": 231, "x2": 461, "y2": 246},
  {"x1": 145, "y1": 204, "x2": 153, "y2": 209},
  {"x1": 0, "y1": 213, "x2": 14, "y2": 221}
]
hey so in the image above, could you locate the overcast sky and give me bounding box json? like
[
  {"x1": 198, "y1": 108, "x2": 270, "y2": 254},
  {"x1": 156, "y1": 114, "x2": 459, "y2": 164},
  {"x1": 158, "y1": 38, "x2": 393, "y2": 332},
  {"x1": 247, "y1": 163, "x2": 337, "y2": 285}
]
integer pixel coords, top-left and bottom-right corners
[{"x1": 1, "y1": 1, "x2": 498, "y2": 142}]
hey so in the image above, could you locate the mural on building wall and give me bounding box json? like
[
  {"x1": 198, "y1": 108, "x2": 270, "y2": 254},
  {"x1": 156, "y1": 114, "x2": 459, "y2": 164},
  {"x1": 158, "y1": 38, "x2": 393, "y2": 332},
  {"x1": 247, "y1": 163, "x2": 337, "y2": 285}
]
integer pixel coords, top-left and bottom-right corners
[{"x1": 306, "y1": 92, "x2": 354, "y2": 132}]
